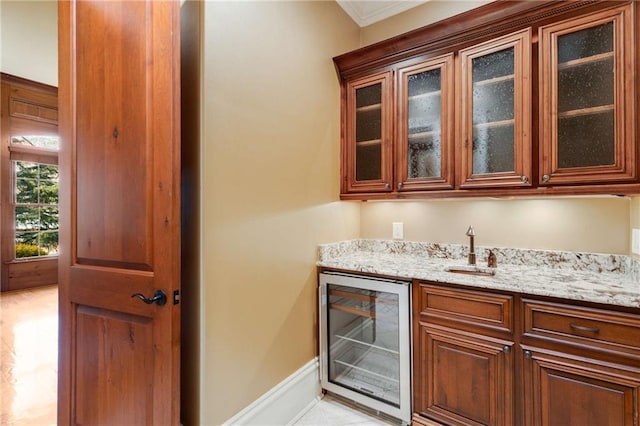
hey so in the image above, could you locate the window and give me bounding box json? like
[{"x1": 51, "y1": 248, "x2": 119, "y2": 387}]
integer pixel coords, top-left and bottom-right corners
[
  {"x1": 10, "y1": 136, "x2": 59, "y2": 259},
  {"x1": 1, "y1": 74, "x2": 59, "y2": 291}
]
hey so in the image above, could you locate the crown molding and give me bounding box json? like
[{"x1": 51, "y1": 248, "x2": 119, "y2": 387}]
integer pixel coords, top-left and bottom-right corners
[{"x1": 337, "y1": 0, "x2": 429, "y2": 27}]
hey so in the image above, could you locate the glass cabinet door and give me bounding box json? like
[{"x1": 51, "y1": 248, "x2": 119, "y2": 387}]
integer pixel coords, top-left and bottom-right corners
[
  {"x1": 344, "y1": 72, "x2": 393, "y2": 193},
  {"x1": 459, "y1": 28, "x2": 531, "y2": 188},
  {"x1": 396, "y1": 54, "x2": 454, "y2": 191},
  {"x1": 540, "y1": 5, "x2": 634, "y2": 185}
]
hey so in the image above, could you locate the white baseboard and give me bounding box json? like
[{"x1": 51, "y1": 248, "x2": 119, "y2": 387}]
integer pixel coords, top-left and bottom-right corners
[{"x1": 222, "y1": 357, "x2": 321, "y2": 426}]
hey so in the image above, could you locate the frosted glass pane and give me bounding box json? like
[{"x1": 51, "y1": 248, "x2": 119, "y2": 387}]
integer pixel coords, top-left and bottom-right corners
[
  {"x1": 473, "y1": 125, "x2": 515, "y2": 174},
  {"x1": 472, "y1": 48, "x2": 514, "y2": 81},
  {"x1": 558, "y1": 22, "x2": 613, "y2": 63},
  {"x1": 356, "y1": 84, "x2": 381, "y2": 108},
  {"x1": 356, "y1": 144, "x2": 381, "y2": 181},
  {"x1": 407, "y1": 69, "x2": 442, "y2": 178},
  {"x1": 556, "y1": 22, "x2": 615, "y2": 169},
  {"x1": 356, "y1": 109, "x2": 381, "y2": 142},
  {"x1": 409, "y1": 135, "x2": 441, "y2": 178},
  {"x1": 470, "y1": 47, "x2": 515, "y2": 174},
  {"x1": 355, "y1": 83, "x2": 382, "y2": 181},
  {"x1": 558, "y1": 112, "x2": 614, "y2": 168},
  {"x1": 558, "y1": 59, "x2": 614, "y2": 112},
  {"x1": 473, "y1": 80, "x2": 514, "y2": 124}
]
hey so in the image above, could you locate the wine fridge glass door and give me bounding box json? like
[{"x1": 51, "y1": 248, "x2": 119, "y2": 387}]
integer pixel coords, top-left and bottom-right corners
[{"x1": 319, "y1": 273, "x2": 411, "y2": 424}]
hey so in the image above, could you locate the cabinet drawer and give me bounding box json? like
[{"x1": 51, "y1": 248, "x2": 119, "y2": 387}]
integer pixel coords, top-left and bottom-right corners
[
  {"x1": 523, "y1": 299, "x2": 640, "y2": 353},
  {"x1": 416, "y1": 282, "x2": 513, "y2": 333}
]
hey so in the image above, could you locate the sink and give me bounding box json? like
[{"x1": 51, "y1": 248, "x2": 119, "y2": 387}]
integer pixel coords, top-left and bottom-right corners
[{"x1": 445, "y1": 265, "x2": 496, "y2": 277}]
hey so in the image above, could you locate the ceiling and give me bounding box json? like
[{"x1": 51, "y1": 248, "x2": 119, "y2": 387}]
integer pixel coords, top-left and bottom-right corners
[{"x1": 337, "y1": 0, "x2": 429, "y2": 27}]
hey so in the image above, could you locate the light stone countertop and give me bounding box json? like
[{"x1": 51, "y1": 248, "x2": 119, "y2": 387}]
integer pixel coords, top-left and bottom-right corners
[{"x1": 317, "y1": 240, "x2": 640, "y2": 309}]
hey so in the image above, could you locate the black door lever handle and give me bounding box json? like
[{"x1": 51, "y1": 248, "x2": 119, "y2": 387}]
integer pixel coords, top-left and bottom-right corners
[{"x1": 131, "y1": 289, "x2": 167, "y2": 306}]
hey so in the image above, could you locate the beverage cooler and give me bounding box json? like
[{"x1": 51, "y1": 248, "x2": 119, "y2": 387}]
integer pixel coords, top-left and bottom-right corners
[{"x1": 319, "y1": 272, "x2": 411, "y2": 424}]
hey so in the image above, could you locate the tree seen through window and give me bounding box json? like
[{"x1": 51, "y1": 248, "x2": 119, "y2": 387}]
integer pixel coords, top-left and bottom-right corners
[{"x1": 15, "y1": 161, "x2": 59, "y2": 258}]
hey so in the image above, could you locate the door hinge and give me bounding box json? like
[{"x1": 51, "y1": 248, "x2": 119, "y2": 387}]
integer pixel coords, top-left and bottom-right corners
[{"x1": 173, "y1": 290, "x2": 180, "y2": 305}]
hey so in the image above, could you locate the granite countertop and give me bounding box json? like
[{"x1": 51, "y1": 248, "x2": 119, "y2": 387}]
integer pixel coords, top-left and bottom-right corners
[{"x1": 317, "y1": 240, "x2": 640, "y2": 309}]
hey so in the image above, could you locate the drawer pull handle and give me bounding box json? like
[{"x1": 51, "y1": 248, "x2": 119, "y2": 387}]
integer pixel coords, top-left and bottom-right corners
[{"x1": 570, "y1": 323, "x2": 600, "y2": 334}]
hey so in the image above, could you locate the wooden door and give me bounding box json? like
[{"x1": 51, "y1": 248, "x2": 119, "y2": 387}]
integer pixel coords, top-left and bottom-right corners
[
  {"x1": 415, "y1": 324, "x2": 514, "y2": 426},
  {"x1": 539, "y1": 4, "x2": 636, "y2": 186},
  {"x1": 396, "y1": 54, "x2": 455, "y2": 192},
  {"x1": 522, "y1": 346, "x2": 640, "y2": 426},
  {"x1": 458, "y1": 28, "x2": 532, "y2": 189},
  {"x1": 343, "y1": 72, "x2": 393, "y2": 194},
  {"x1": 57, "y1": 1, "x2": 181, "y2": 424}
]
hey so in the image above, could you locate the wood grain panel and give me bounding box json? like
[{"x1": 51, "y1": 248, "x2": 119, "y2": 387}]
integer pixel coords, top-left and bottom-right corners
[
  {"x1": 10, "y1": 98, "x2": 58, "y2": 124},
  {"x1": 7, "y1": 258, "x2": 58, "y2": 290},
  {"x1": 69, "y1": 266, "x2": 155, "y2": 318},
  {"x1": 418, "y1": 282, "x2": 513, "y2": 334},
  {"x1": 418, "y1": 324, "x2": 514, "y2": 426},
  {"x1": 75, "y1": 305, "x2": 153, "y2": 425},
  {"x1": 58, "y1": 0, "x2": 181, "y2": 423},
  {"x1": 522, "y1": 346, "x2": 640, "y2": 426},
  {"x1": 75, "y1": 1, "x2": 151, "y2": 268},
  {"x1": 523, "y1": 298, "x2": 640, "y2": 358}
]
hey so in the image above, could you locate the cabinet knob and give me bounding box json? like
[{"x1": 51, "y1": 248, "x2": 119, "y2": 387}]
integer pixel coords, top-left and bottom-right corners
[
  {"x1": 397, "y1": 182, "x2": 403, "y2": 190},
  {"x1": 384, "y1": 182, "x2": 390, "y2": 190},
  {"x1": 524, "y1": 350, "x2": 532, "y2": 359},
  {"x1": 502, "y1": 345, "x2": 511, "y2": 353},
  {"x1": 521, "y1": 176, "x2": 529, "y2": 184},
  {"x1": 542, "y1": 174, "x2": 550, "y2": 183}
]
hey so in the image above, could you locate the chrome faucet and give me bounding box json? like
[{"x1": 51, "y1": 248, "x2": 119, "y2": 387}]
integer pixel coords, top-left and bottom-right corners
[{"x1": 466, "y1": 226, "x2": 476, "y2": 265}]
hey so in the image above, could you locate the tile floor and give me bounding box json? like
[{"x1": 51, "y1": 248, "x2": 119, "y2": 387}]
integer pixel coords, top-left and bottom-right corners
[
  {"x1": 293, "y1": 394, "x2": 400, "y2": 426},
  {"x1": 0, "y1": 285, "x2": 58, "y2": 426},
  {"x1": 0, "y1": 286, "x2": 399, "y2": 426}
]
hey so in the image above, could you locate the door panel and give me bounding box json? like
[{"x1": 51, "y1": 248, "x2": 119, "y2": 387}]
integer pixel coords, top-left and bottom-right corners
[
  {"x1": 75, "y1": 1, "x2": 151, "y2": 268},
  {"x1": 58, "y1": 0, "x2": 181, "y2": 424},
  {"x1": 75, "y1": 306, "x2": 153, "y2": 425},
  {"x1": 522, "y1": 347, "x2": 640, "y2": 426},
  {"x1": 417, "y1": 324, "x2": 514, "y2": 426}
]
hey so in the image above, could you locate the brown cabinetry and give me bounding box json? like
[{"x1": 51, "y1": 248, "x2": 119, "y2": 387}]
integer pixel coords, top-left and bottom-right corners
[
  {"x1": 397, "y1": 54, "x2": 454, "y2": 191},
  {"x1": 413, "y1": 282, "x2": 640, "y2": 425},
  {"x1": 459, "y1": 29, "x2": 531, "y2": 189},
  {"x1": 343, "y1": 72, "x2": 393, "y2": 193},
  {"x1": 539, "y1": 4, "x2": 636, "y2": 186},
  {"x1": 413, "y1": 282, "x2": 515, "y2": 426},
  {"x1": 521, "y1": 347, "x2": 640, "y2": 426},
  {"x1": 335, "y1": 1, "x2": 640, "y2": 200},
  {"x1": 521, "y1": 299, "x2": 640, "y2": 426}
]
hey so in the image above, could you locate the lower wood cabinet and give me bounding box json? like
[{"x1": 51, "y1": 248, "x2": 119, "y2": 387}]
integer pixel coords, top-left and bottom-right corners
[
  {"x1": 413, "y1": 280, "x2": 640, "y2": 426},
  {"x1": 414, "y1": 324, "x2": 514, "y2": 426},
  {"x1": 521, "y1": 346, "x2": 640, "y2": 426}
]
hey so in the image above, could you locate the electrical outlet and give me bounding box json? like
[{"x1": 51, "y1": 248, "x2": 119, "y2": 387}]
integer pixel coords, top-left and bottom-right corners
[
  {"x1": 633, "y1": 229, "x2": 640, "y2": 254},
  {"x1": 392, "y1": 222, "x2": 404, "y2": 240}
]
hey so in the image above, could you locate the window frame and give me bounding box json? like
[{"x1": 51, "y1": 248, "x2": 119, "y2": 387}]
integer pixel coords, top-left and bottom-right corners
[
  {"x1": 1, "y1": 73, "x2": 59, "y2": 291},
  {"x1": 10, "y1": 143, "x2": 59, "y2": 260}
]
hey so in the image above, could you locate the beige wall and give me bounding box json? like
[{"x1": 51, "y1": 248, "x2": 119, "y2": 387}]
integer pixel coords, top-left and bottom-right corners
[
  {"x1": 360, "y1": 0, "x2": 492, "y2": 46},
  {"x1": 361, "y1": 198, "x2": 630, "y2": 254},
  {"x1": 630, "y1": 198, "x2": 640, "y2": 257},
  {"x1": 200, "y1": 1, "x2": 360, "y2": 423},
  {"x1": 0, "y1": 1, "x2": 57, "y2": 86}
]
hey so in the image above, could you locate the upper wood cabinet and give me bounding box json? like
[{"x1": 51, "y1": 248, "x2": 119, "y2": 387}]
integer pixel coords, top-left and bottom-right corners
[
  {"x1": 334, "y1": 0, "x2": 640, "y2": 200},
  {"x1": 459, "y1": 29, "x2": 531, "y2": 189},
  {"x1": 397, "y1": 54, "x2": 454, "y2": 191},
  {"x1": 539, "y1": 4, "x2": 636, "y2": 185},
  {"x1": 343, "y1": 72, "x2": 393, "y2": 193}
]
